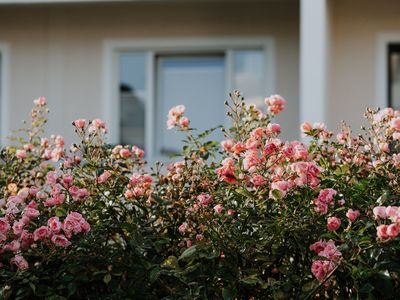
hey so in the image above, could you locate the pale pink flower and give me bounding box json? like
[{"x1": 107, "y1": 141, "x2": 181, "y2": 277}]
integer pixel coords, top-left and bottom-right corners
[
  {"x1": 179, "y1": 117, "x2": 190, "y2": 128},
  {"x1": 266, "y1": 123, "x2": 281, "y2": 135},
  {"x1": 0, "y1": 217, "x2": 10, "y2": 233},
  {"x1": 98, "y1": 171, "x2": 112, "y2": 184},
  {"x1": 132, "y1": 146, "x2": 145, "y2": 158},
  {"x1": 377, "y1": 224, "x2": 388, "y2": 240},
  {"x1": 227, "y1": 209, "x2": 235, "y2": 216},
  {"x1": 250, "y1": 127, "x2": 265, "y2": 139},
  {"x1": 16, "y1": 149, "x2": 27, "y2": 159},
  {"x1": 11, "y1": 255, "x2": 29, "y2": 270},
  {"x1": 119, "y1": 148, "x2": 131, "y2": 158},
  {"x1": 373, "y1": 206, "x2": 387, "y2": 219},
  {"x1": 73, "y1": 119, "x2": 87, "y2": 129},
  {"x1": 264, "y1": 95, "x2": 286, "y2": 115},
  {"x1": 387, "y1": 224, "x2": 399, "y2": 239},
  {"x1": 346, "y1": 209, "x2": 360, "y2": 222},
  {"x1": 196, "y1": 234, "x2": 204, "y2": 241},
  {"x1": 221, "y1": 139, "x2": 234, "y2": 152},
  {"x1": 252, "y1": 175, "x2": 266, "y2": 187},
  {"x1": 23, "y1": 207, "x2": 40, "y2": 219},
  {"x1": 23, "y1": 143, "x2": 33, "y2": 151},
  {"x1": 311, "y1": 260, "x2": 335, "y2": 282},
  {"x1": 4, "y1": 240, "x2": 20, "y2": 252},
  {"x1": 327, "y1": 217, "x2": 341, "y2": 231},
  {"x1": 33, "y1": 97, "x2": 46, "y2": 106},
  {"x1": 178, "y1": 222, "x2": 188, "y2": 234},
  {"x1": 390, "y1": 117, "x2": 400, "y2": 131},
  {"x1": 47, "y1": 217, "x2": 62, "y2": 233},
  {"x1": 213, "y1": 204, "x2": 224, "y2": 214},
  {"x1": 12, "y1": 220, "x2": 25, "y2": 236},
  {"x1": 55, "y1": 135, "x2": 65, "y2": 148},
  {"x1": 197, "y1": 193, "x2": 212, "y2": 206},
  {"x1": 51, "y1": 234, "x2": 71, "y2": 247},
  {"x1": 301, "y1": 122, "x2": 313, "y2": 134},
  {"x1": 33, "y1": 226, "x2": 49, "y2": 241}
]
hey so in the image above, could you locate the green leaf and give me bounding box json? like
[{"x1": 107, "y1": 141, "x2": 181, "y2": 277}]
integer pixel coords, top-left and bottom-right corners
[
  {"x1": 222, "y1": 288, "x2": 233, "y2": 300},
  {"x1": 179, "y1": 245, "x2": 197, "y2": 261},
  {"x1": 103, "y1": 274, "x2": 112, "y2": 284}
]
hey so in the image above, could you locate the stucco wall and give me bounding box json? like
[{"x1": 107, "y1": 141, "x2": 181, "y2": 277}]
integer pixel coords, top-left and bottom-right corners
[
  {"x1": 0, "y1": 0, "x2": 299, "y2": 145},
  {"x1": 329, "y1": 0, "x2": 400, "y2": 132}
]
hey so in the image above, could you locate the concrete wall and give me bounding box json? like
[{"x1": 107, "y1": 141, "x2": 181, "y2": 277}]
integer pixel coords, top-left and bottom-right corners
[
  {"x1": 0, "y1": 0, "x2": 300, "y2": 145},
  {"x1": 329, "y1": 0, "x2": 400, "y2": 132}
]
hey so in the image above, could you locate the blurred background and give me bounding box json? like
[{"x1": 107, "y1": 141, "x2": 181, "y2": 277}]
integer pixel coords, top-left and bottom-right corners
[{"x1": 0, "y1": 0, "x2": 399, "y2": 162}]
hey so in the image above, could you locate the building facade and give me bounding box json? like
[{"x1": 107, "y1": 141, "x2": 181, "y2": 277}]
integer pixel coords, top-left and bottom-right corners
[{"x1": 0, "y1": 0, "x2": 399, "y2": 162}]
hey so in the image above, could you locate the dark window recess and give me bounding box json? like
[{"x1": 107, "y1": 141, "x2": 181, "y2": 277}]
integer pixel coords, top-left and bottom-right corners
[{"x1": 388, "y1": 44, "x2": 400, "y2": 109}]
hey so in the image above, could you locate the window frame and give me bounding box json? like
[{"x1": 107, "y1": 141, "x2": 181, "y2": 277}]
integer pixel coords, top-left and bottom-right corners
[
  {"x1": 0, "y1": 42, "x2": 10, "y2": 146},
  {"x1": 102, "y1": 37, "x2": 275, "y2": 162}
]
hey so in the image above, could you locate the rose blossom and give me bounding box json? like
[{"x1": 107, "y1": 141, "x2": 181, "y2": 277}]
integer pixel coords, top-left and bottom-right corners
[
  {"x1": 264, "y1": 95, "x2": 286, "y2": 115},
  {"x1": 11, "y1": 255, "x2": 29, "y2": 270},
  {"x1": 387, "y1": 223, "x2": 399, "y2": 239},
  {"x1": 213, "y1": 204, "x2": 224, "y2": 214},
  {"x1": 346, "y1": 209, "x2": 360, "y2": 222},
  {"x1": 73, "y1": 118, "x2": 87, "y2": 129},
  {"x1": 377, "y1": 224, "x2": 388, "y2": 240},
  {"x1": 178, "y1": 222, "x2": 188, "y2": 234},
  {"x1": 47, "y1": 217, "x2": 62, "y2": 233},
  {"x1": 16, "y1": 149, "x2": 27, "y2": 159},
  {"x1": 327, "y1": 217, "x2": 341, "y2": 231},
  {"x1": 33, "y1": 226, "x2": 49, "y2": 241},
  {"x1": 51, "y1": 234, "x2": 71, "y2": 247}
]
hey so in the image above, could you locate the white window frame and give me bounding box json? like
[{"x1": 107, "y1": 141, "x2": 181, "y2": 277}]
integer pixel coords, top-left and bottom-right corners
[
  {"x1": 376, "y1": 33, "x2": 400, "y2": 109},
  {"x1": 102, "y1": 37, "x2": 275, "y2": 161},
  {"x1": 0, "y1": 42, "x2": 10, "y2": 146}
]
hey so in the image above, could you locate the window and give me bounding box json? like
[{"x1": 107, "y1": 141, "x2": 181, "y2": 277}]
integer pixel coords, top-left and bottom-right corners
[
  {"x1": 388, "y1": 44, "x2": 400, "y2": 109},
  {"x1": 105, "y1": 38, "x2": 274, "y2": 162}
]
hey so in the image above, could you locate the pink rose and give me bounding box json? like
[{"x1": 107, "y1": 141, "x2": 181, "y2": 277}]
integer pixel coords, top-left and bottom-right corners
[
  {"x1": 47, "y1": 217, "x2": 62, "y2": 233},
  {"x1": 132, "y1": 146, "x2": 145, "y2": 158},
  {"x1": 373, "y1": 206, "x2": 387, "y2": 219},
  {"x1": 346, "y1": 209, "x2": 360, "y2": 222},
  {"x1": 227, "y1": 209, "x2": 235, "y2": 216},
  {"x1": 51, "y1": 234, "x2": 71, "y2": 247},
  {"x1": 221, "y1": 139, "x2": 234, "y2": 152},
  {"x1": 16, "y1": 149, "x2": 27, "y2": 159},
  {"x1": 0, "y1": 217, "x2": 10, "y2": 233},
  {"x1": 12, "y1": 221, "x2": 25, "y2": 236},
  {"x1": 264, "y1": 95, "x2": 286, "y2": 115},
  {"x1": 213, "y1": 204, "x2": 224, "y2": 214},
  {"x1": 33, "y1": 97, "x2": 46, "y2": 106},
  {"x1": 197, "y1": 193, "x2": 212, "y2": 206},
  {"x1": 119, "y1": 148, "x2": 131, "y2": 158},
  {"x1": 179, "y1": 117, "x2": 190, "y2": 128},
  {"x1": 11, "y1": 255, "x2": 29, "y2": 270},
  {"x1": 74, "y1": 119, "x2": 87, "y2": 129},
  {"x1": 266, "y1": 123, "x2": 281, "y2": 135},
  {"x1": 311, "y1": 260, "x2": 335, "y2": 282},
  {"x1": 301, "y1": 122, "x2": 313, "y2": 134},
  {"x1": 33, "y1": 226, "x2": 49, "y2": 241},
  {"x1": 178, "y1": 222, "x2": 188, "y2": 234},
  {"x1": 327, "y1": 217, "x2": 341, "y2": 231},
  {"x1": 387, "y1": 224, "x2": 399, "y2": 239},
  {"x1": 24, "y1": 207, "x2": 40, "y2": 219},
  {"x1": 98, "y1": 171, "x2": 111, "y2": 184},
  {"x1": 377, "y1": 224, "x2": 388, "y2": 240}
]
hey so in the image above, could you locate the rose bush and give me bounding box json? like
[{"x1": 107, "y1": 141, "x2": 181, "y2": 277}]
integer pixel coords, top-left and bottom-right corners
[{"x1": 1, "y1": 93, "x2": 400, "y2": 299}]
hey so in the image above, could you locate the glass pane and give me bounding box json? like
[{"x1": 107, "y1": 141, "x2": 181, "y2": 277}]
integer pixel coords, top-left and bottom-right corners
[
  {"x1": 158, "y1": 55, "x2": 225, "y2": 155},
  {"x1": 390, "y1": 47, "x2": 400, "y2": 110},
  {"x1": 232, "y1": 49, "x2": 265, "y2": 107},
  {"x1": 119, "y1": 53, "x2": 146, "y2": 149}
]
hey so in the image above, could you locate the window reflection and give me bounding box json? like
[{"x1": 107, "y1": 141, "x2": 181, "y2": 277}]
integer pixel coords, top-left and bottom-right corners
[
  {"x1": 119, "y1": 53, "x2": 146, "y2": 149},
  {"x1": 232, "y1": 49, "x2": 265, "y2": 107}
]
